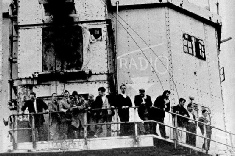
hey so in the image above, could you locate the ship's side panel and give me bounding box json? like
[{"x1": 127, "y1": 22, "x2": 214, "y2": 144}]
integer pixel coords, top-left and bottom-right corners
[
  {"x1": 169, "y1": 8, "x2": 226, "y2": 152},
  {"x1": 74, "y1": 0, "x2": 107, "y2": 21},
  {"x1": 18, "y1": 0, "x2": 42, "y2": 25},
  {"x1": 16, "y1": 0, "x2": 113, "y2": 99},
  {"x1": 203, "y1": 25, "x2": 226, "y2": 150},
  {"x1": 114, "y1": 8, "x2": 170, "y2": 101},
  {"x1": 169, "y1": 9, "x2": 209, "y2": 105},
  {"x1": 18, "y1": 28, "x2": 42, "y2": 78}
]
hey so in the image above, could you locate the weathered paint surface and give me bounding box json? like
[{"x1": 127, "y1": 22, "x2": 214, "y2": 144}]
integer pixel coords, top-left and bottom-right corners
[
  {"x1": 114, "y1": 8, "x2": 169, "y2": 100},
  {"x1": 18, "y1": 28, "x2": 42, "y2": 78},
  {"x1": 0, "y1": 0, "x2": 3, "y2": 152},
  {"x1": 112, "y1": 4, "x2": 226, "y2": 154},
  {"x1": 1, "y1": 0, "x2": 231, "y2": 154},
  {"x1": 18, "y1": 0, "x2": 42, "y2": 25},
  {"x1": 16, "y1": 0, "x2": 112, "y2": 99},
  {"x1": 110, "y1": 0, "x2": 221, "y2": 24},
  {"x1": 74, "y1": 0, "x2": 107, "y2": 21}
]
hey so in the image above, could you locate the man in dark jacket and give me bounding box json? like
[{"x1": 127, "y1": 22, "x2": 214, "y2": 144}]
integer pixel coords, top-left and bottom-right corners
[
  {"x1": 134, "y1": 88, "x2": 152, "y2": 134},
  {"x1": 92, "y1": 87, "x2": 115, "y2": 137},
  {"x1": 21, "y1": 92, "x2": 48, "y2": 141},
  {"x1": 116, "y1": 84, "x2": 132, "y2": 136},
  {"x1": 172, "y1": 98, "x2": 189, "y2": 142},
  {"x1": 151, "y1": 90, "x2": 170, "y2": 138}
]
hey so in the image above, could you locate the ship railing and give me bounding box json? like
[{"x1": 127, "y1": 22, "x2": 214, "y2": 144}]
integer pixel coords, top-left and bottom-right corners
[
  {"x1": 7, "y1": 106, "x2": 235, "y2": 154},
  {"x1": 150, "y1": 106, "x2": 235, "y2": 154}
]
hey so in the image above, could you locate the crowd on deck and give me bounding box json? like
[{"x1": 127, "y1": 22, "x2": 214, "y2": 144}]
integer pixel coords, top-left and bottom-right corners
[{"x1": 18, "y1": 84, "x2": 212, "y2": 150}]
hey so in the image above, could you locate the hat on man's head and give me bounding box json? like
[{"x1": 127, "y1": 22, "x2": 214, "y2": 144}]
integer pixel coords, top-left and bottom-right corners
[{"x1": 139, "y1": 88, "x2": 145, "y2": 92}]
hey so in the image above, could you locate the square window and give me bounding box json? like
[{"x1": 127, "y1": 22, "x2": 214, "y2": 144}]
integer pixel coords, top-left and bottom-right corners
[{"x1": 89, "y1": 28, "x2": 102, "y2": 41}]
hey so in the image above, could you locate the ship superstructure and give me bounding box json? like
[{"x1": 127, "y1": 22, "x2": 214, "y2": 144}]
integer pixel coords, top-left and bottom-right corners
[{"x1": 0, "y1": 0, "x2": 234, "y2": 155}]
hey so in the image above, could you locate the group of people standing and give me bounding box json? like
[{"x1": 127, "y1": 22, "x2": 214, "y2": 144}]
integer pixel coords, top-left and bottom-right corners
[
  {"x1": 20, "y1": 85, "x2": 212, "y2": 150},
  {"x1": 172, "y1": 98, "x2": 212, "y2": 150}
]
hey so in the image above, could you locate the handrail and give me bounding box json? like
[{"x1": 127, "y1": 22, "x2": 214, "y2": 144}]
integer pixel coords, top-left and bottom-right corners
[
  {"x1": 9, "y1": 106, "x2": 235, "y2": 136},
  {"x1": 150, "y1": 106, "x2": 235, "y2": 136},
  {"x1": 7, "y1": 106, "x2": 235, "y2": 153}
]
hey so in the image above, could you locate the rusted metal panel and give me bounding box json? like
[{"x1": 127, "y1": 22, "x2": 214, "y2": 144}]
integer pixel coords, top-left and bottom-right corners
[
  {"x1": 42, "y1": 25, "x2": 83, "y2": 71},
  {"x1": 18, "y1": 0, "x2": 42, "y2": 25},
  {"x1": 74, "y1": 0, "x2": 107, "y2": 21},
  {"x1": 18, "y1": 28, "x2": 42, "y2": 78}
]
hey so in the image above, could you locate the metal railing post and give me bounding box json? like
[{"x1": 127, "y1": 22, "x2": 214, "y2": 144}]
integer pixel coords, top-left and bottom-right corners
[
  {"x1": 48, "y1": 111, "x2": 51, "y2": 141},
  {"x1": 173, "y1": 113, "x2": 178, "y2": 149},
  {"x1": 133, "y1": 107, "x2": 138, "y2": 146},
  {"x1": 204, "y1": 123, "x2": 208, "y2": 151},
  {"x1": 12, "y1": 115, "x2": 17, "y2": 150},
  {"x1": 83, "y1": 110, "x2": 88, "y2": 149},
  {"x1": 31, "y1": 114, "x2": 36, "y2": 149},
  {"x1": 115, "y1": 108, "x2": 119, "y2": 136}
]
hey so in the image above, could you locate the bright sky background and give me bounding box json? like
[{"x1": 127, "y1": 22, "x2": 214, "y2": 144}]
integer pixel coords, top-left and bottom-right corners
[{"x1": 219, "y1": 0, "x2": 235, "y2": 133}]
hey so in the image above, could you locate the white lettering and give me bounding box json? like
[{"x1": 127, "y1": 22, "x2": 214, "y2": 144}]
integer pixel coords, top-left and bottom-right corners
[
  {"x1": 138, "y1": 57, "x2": 148, "y2": 71},
  {"x1": 149, "y1": 57, "x2": 154, "y2": 71},
  {"x1": 119, "y1": 58, "x2": 128, "y2": 69},
  {"x1": 118, "y1": 55, "x2": 169, "y2": 75},
  {"x1": 129, "y1": 58, "x2": 138, "y2": 70},
  {"x1": 154, "y1": 56, "x2": 169, "y2": 75}
]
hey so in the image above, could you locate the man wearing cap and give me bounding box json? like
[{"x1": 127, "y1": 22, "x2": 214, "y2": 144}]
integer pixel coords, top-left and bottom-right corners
[{"x1": 134, "y1": 88, "x2": 152, "y2": 134}]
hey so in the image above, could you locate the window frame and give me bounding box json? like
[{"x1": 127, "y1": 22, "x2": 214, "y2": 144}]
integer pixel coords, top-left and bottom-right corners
[
  {"x1": 183, "y1": 34, "x2": 194, "y2": 56},
  {"x1": 183, "y1": 33, "x2": 206, "y2": 61},
  {"x1": 195, "y1": 38, "x2": 206, "y2": 60}
]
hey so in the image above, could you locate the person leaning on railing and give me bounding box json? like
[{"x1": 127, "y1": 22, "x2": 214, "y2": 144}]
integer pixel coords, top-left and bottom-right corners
[
  {"x1": 48, "y1": 93, "x2": 60, "y2": 141},
  {"x1": 59, "y1": 90, "x2": 72, "y2": 140},
  {"x1": 67, "y1": 91, "x2": 86, "y2": 139},
  {"x1": 67, "y1": 91, "x2": 78, "y2": 139},
  {"x1": 21, "y1": 92, "x2": 48, "y2": 141},
  {"x1": 172, "y1": 98, "x2": 189, "y2": 143},
  {"x1": 186, "y1": 103, "x2": 197, "y2": 146},
  {"x1": 134, "y1": 88, "x2": 152, "y2": 135},
  {"x1": 150, "y1": 90, "x2": 170, "y2": 138},
  {"x1": 198, "y1": 109, "x2": 212, "y2": 150},
  {"x1": 86, "y1": 94, "x2": 95, "y2": 137}
]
